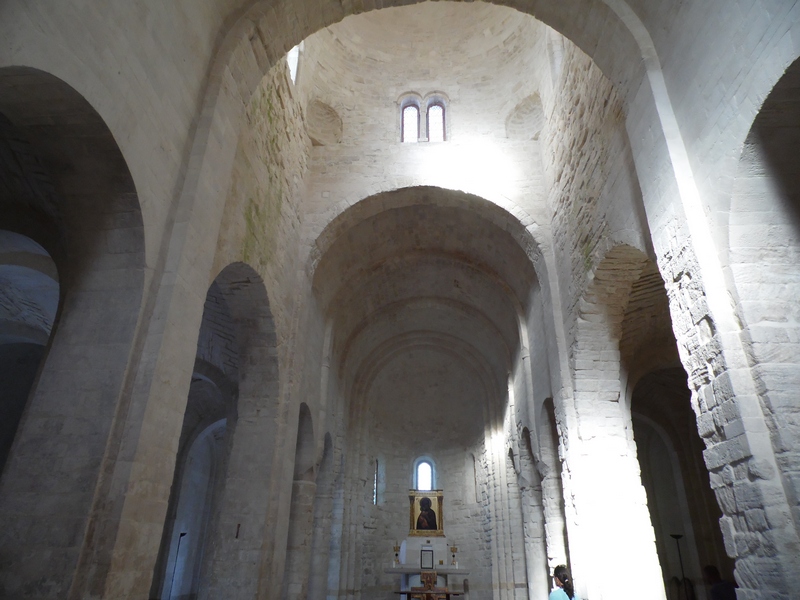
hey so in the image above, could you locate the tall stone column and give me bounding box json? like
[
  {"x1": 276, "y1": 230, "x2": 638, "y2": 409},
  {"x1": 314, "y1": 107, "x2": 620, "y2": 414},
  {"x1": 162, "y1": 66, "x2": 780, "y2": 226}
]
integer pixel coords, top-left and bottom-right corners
[
  {"x1": 0, "y1": 68, "x2": 149, "y2": 599},
  {"x1": 560, "y1": 407, "x2": 665, "y2": 600},
  {"x1": 517, "y1": 451, "x2": 549, "y2": 600},
  {"x1": 537, "y1": 404, "x2": 569, "y2": 573},
  {"x1": 307, "y1": 442, "x2": 338, "y2": 600},
  {"x1": 559, "y1": 249, "x2": 666, "y2": 600},
  {"x1": 282, "y1": 480, "x2": 318, "y2": 600}
]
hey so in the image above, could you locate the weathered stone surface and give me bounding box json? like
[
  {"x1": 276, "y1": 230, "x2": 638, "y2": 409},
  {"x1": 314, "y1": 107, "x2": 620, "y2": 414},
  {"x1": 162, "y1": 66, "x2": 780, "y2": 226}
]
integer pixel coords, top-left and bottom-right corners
[{"x1": 1, "y1": 1, "x2": 799, "y2": 599}]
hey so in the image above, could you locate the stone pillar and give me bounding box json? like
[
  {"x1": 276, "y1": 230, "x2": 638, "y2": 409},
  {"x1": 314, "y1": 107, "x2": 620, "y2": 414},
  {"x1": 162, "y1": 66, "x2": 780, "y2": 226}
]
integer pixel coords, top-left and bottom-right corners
[
  {"x1": 655, "y1": 221, "x2": 800, "y2": 597},
  {"x1": 0, "y1": 271, "x2": 145, "y2": 598},
  {"x1": 537, "y1": 403, "x2": 568, "y2": 572},
  {"x1": 324, "y1": 460, "x2": 346, "y2": 600},
  {"x1": 307, "y1": 445, "x2": 338, "y2": 600},
  {"x1": 560, "y1": 409, "x2": 665, "y2": 600},
  {"x1": 282, "y1": 480, "x2": 318, "y2": 600},
  {"x1": 517, "y1": 451, "x2": 549, "y2": 600},
  {"x1": 198, "y1": 386, "x2": 281, "y2": 600},
  {"x1": 0, "y1": 69, "x2": 147, "y2": 596},
  {"x1": 560, "y1": 249, "x2": 666, "y2": 600}
]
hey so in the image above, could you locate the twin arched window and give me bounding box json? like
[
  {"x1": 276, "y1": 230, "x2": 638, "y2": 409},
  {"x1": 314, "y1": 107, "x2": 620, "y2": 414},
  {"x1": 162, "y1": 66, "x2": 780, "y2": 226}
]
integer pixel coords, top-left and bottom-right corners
[{"x1": 401, "y1": 94, "x2": 448, "y2": 143}]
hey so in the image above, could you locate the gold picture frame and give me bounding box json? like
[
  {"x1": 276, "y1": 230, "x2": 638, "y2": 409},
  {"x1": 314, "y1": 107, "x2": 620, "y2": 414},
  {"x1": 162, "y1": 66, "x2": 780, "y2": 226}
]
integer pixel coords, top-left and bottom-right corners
[{"x1": 409, "y1": 490, "x2": 444, "y2": 537}]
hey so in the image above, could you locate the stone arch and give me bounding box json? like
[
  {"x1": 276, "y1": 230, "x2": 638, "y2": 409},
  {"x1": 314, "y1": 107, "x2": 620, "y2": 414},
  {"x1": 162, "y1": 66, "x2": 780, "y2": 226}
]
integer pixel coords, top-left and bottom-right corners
[
  {"x1": 309, "y1": 185, "x2": 544, "y2": 285},
  {"x1": 728, "y1": 56, "x2": 800, "y2": 531},
  {"x1": 150, "y1": 278, "x2": 243, "y2": 600},
  {"x1": 193, "y1": 262, "x2": 281, "y2": 600},
  {"x1": 159, "y1": 5, "x2": 642, "y2": 406},
  {"x1": 311, "y1": 183, "x2": 541, "y2": 597},
  {"x1": 312, "y1": 187, "x2": 542, "y2": 440},
  {"x1": 196, "y1": 0, "x2": 642, "y2": 144},
  {"x1": 0, "y1": 66, "x2": 146, "y2": 598},
  {"x1": 213, "y1": 263, "x2": 278, "y2": 376},
  {"x1": 313, "y1": 185, "x2": 541, "y2": 265},
  {"x1": 566, "y1": 243, "x2": 665, "y2": 600},
  {"x1": 609, "y1": 252, "x2": 728, "y2": 593},
  {"x1": 575, "y1": 244, "x2": 650, "y2": 350}
]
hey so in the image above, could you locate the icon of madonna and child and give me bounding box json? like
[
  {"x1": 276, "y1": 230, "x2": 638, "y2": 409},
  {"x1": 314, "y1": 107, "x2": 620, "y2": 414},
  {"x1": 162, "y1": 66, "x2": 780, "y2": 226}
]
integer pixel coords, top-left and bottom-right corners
[{"x1": 409, "y1": 491, "x2": 444, "y2": 536}]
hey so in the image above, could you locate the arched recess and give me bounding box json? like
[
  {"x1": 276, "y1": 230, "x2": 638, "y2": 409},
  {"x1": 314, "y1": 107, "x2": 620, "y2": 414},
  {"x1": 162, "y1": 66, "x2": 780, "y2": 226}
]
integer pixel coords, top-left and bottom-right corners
[
  {"x1": 282, "y1": 403, "x2": 317, "y2": 600},
  {"x1": 0, "y1": 66, "x2": 146, "y2": 598},
  {"x1": 506, "y1": 93, "x2": 545, "y2": 141},
  {"x1": 157, "y1": 416, "x2": 228, "y2": 600},
  {"x1": 311, "y1": 185, "x2": 540, "y2": 597},
  {"x1": 616, "y1": 256, "x2": 731, "y2": 595},
  {"x1": 308, "y1": 186, "x2": 544, "y2": 276},
  {"x1": 0, "y1": 230, "x2": 59, "y2": 471},
  {"x1": 729, "y1": 56, "x2": 800, "y2": 528},
  {"x1": 306, "y1": 99, "x2": 343, "y2": 146},
  {"x1": 150, "y1": 274, "x2": 241, "y2": 600},
  {"x1": 566, "y1": 244, "x2": 665, "y2": 600},
  {"x1": 631, "y1": 376, "x2": 730, "y2": 598},
  {"x1": 190, "y1": 262, "x2": 280, "y2": 600}
]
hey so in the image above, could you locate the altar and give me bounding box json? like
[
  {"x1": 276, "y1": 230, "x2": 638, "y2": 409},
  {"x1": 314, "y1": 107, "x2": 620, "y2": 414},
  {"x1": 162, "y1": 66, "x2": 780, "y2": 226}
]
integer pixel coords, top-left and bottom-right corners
[
  {"x1": 384, "y1": 565, "x2": 470, "y2": 599},
  {"x1": 383, "y1": 491, "x2": 469, "y2": 599}
]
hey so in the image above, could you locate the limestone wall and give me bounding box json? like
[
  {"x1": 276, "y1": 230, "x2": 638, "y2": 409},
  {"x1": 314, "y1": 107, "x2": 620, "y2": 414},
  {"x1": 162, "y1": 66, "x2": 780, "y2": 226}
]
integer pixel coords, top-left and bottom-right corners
[
  {"x1": 541, "y1": 41, "x2": 650, "y2": 349},
  {"x1": 1, "y1": 1, "x2": 800, "y2": 599}
]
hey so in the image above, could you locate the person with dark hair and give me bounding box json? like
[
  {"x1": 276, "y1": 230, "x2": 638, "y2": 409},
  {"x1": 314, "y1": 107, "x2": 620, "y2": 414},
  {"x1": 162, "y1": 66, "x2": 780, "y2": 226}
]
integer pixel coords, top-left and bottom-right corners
[
  {"x1": 703, "y1": 565, "x2": 736, "y2": 600},
  {"x1": 416, "y1": 497, "x2": 437, "y2": 530},
  {"x1": 549, "y1": 564, "x2": 576, "y2": 600}
]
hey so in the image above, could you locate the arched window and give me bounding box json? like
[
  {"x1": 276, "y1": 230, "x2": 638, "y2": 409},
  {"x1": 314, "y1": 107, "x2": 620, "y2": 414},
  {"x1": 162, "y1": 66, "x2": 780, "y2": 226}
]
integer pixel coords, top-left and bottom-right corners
[
  {"x1": 402, "y1": 104, "x2": 419, "y2": 143},
  {"x1": 414, "y1": 457, "x2": 435, "y2": 491},
  {"x1": 427, "y1": 103, "x2": 445, "y2": 142}
]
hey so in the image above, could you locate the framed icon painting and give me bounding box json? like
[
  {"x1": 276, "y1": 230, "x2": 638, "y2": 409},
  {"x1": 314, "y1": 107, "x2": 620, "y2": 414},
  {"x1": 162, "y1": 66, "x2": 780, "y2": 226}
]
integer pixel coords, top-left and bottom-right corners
[{"x1": 409, "y1": 490, "x2": 444, "y2": 537}]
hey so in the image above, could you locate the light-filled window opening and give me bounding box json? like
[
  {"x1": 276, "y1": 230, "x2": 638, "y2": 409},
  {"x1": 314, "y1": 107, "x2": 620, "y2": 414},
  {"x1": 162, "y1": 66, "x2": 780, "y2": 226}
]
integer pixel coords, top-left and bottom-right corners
[
  {"x1": 403, "y1": 105, "x2": 419, "y2": 143},
  {"x1": 427, "y1": 103, "x2": 445, "y2": 142},
  {"x1": 373, "y1": 459, "x2": 379, "y2": 505},
  {"x1": 287, "y1": 42, "x2": 302, "y2": 84},
  {"x1": 416, "y1": 461, "x2": 432, "y2": 491},
  {"x1": 472, "y1": 454, "x2": 479, "y2": 503}
]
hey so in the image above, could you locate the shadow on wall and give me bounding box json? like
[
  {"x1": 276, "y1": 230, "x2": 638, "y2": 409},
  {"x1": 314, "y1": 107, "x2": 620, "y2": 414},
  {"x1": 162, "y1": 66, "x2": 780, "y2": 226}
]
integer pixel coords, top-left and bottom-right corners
[{"x1": 749, "y1": 59, "x2": 800, "y2": 225}]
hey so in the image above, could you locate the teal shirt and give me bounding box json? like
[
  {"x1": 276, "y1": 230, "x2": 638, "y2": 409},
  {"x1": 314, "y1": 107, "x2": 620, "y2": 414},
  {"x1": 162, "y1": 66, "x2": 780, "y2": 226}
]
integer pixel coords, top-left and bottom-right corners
[{"x1": 549, "y1": 588, "x2": 576, "y2": 600}]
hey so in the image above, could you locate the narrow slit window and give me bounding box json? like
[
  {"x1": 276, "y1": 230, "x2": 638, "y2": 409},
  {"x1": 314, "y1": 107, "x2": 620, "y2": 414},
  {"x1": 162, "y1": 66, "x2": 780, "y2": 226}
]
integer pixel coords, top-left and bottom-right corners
[
  {"x1": 427, "y1": 104, "x2": 445, "y2": 142},
  {"x1": 472, "y1": 454, "x2": 479, "y2": 503},
  {"x1": 373, "y1": 459, "x2": 379, "y2": 505},
  {"x1": 417, "y1": 461, "x2": 432, "y2": 491},
  {"x1": 403, "y1": 105, "x2": 419, "y2": 143}
]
